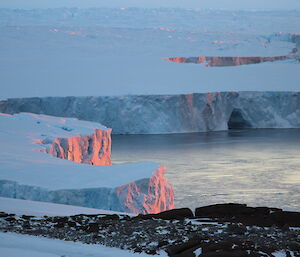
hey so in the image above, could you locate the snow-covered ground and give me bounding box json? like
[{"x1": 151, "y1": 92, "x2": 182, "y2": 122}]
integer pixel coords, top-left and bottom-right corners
[
  {"x1": 0, "y1": 197, "x2": 132, "y2": 216},
  {"x1": 0, "y1": 232, "x2": 167, "y2": 257}
]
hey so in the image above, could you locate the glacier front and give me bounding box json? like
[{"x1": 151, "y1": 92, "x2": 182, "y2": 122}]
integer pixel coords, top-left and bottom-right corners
[
  {"x1": 0, "y1": 113, "x2": 174, "y2": 214},
  {"x1": 0, "y1": 91, "x2": 299, "y2": 134}
]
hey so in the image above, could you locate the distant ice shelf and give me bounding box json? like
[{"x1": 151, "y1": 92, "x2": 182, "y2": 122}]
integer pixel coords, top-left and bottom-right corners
[
  {"x1": 1, "y1": 91, "x2": 299, "y2": 134},
  {"x1": 0, "y1": 113, "x2": 174, "y2": 214}
]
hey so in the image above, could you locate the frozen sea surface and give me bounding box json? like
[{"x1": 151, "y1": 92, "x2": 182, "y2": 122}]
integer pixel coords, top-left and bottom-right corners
[
  {"x1": 0, "y1": 8, "x2": 299, "y2": 99},
  {"x1": 112, "y1": 129, "x2": 300, "y2": 211}
]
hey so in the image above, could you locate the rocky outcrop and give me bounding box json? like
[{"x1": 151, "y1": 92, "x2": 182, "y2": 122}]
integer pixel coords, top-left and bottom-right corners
[
  {"x1": 195, "y1": 203, "x2": 300, "y2": 227},
  {"x1": 164, "y1": 55, "x2": 288, "y2": 67},
  {"x1": 135, "y1": 207, "x2": 193, "y2": 220},
  {"x1": 0, "y1": 92, "x2": 299, "y2": 134}
]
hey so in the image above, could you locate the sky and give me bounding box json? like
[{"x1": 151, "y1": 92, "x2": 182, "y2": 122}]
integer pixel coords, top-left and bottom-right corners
[{"x1": 1, "y1": 0, "x2": 300, "y2": 10}]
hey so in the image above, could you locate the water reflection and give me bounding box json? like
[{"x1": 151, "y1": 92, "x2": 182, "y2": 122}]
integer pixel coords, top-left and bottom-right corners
[{"x1": 112, "y1": 129, "x2": 300, "y2": 211}]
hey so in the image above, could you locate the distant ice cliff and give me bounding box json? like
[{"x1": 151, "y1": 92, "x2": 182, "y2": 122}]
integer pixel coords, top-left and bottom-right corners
[
  {"x1": 164, "y1": 55, "x2": 288, "y2": 67},
  {"x1": 164, "y1": 33, "x2": 300, "y2": 67},
  {"x1": 1, "y1": 92, "x2": 299, "y2": 134}
]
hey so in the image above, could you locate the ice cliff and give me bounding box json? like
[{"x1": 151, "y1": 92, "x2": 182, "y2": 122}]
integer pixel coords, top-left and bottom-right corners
[
  {"x1": 164, "y1": 55, "x2": 288, "y2": 67},
  {"x1": 0, "y1": 113, "x2": 174, "y2": 214},
  {"x1": 164, "y1": 32, "x2": 300, "y2": 67},
  {"x1": 1, "y1": 91, "x2": 299, "y2": 134},
  {"x1": 44, "y1": 129, "x2": 112, "y2": 165}
]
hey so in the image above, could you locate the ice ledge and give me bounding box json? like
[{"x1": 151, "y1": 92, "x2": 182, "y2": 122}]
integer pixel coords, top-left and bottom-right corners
[
  {"x1": 0, "y1": 165, "x2": 174, "y2": 214},
  {"x1": 0, "y1": 113, "x2": 174, "y2": 214}
]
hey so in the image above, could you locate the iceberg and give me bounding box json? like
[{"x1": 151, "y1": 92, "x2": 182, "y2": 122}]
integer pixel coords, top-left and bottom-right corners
[
  {"x1": 0, "y1": 91, "x2": 299, "y2": 134},
  {"x1": 0, "y1": 113, "x2": 174, "y2": 214}
]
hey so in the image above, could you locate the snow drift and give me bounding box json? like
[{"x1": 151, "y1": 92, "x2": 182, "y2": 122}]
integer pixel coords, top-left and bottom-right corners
[
  {"x1": 0, "y1": 91, "x2": 299, "y2": 134},
  {"x1": 0, "y1": 113, "x2": 174, "y2": 214}
]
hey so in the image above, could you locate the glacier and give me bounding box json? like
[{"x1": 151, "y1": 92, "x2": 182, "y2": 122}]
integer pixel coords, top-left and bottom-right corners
[
  {"x1": 0, "y1": 91, "x2": 299, "y2": 134},
  {"x1": 0, "y1": 113, "x2": 174, "y2": 214}
]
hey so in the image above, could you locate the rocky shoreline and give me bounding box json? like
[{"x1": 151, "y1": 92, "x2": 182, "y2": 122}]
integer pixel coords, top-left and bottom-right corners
[{"x1": 0, "y1": 203, "x2": 299, "y2": 257}]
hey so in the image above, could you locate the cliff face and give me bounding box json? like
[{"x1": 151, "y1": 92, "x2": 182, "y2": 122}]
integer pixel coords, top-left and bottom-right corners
[
  {"x1": 1, "y1": 92, "x2": 299, "y2": 134},
  {"x1": 164, "y1": 55, "x2": 288, "y2": 67},
  {"x1": 43, "y1": 129, "x2": 112, "y2": 165},
  {"x1": 115, "y1": 166, "x2": 174, "y2": 214},
  {"x1": 164, "y1": 32, "x2": 300, "y2": 67},
  {"x1": 0, "y1": 166, "x2": 175, "y2": 214}
]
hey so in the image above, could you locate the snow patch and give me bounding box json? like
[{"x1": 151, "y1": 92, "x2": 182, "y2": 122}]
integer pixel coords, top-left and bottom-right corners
[
  {"x1": 0, "y1": 232, "x2": 167, "y2": 257},
  {"x1": 194, "y1": 248, "x2": 202, "y2": 257}
]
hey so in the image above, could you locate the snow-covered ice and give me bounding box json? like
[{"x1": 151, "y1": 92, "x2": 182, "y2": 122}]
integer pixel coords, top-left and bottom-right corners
[{"x1": 0, "y1": 113, "x2": 174, "y2": 213}]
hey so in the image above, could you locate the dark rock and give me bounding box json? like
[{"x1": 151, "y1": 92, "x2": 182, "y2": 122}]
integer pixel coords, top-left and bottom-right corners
[
  {"x1": 87, "y1": 223, "x2": 99, "y2": 233},
  {"x1": 195, "y1": 203, "x2": 248, "y2": 218},
  {"x1": 170, "y1": 246, "x2": 200, "y2": 257},
  {"x1": 4, "y1": 217, "x2": 16, "y2": 222},
  {"x1": 54, "y1": 222, "x2": 65, "y2": 228},
  {"x1": 269, "y1": 211, "x2": 300, "y2": 227},
  {"x1": 201, "y1": 250, "x2": 257, "y2": 257},
  {"x1": 288, "y1": 241, "x2": 300, "y2": 251},
  {"x1": 121, "y1": 215, "x2": 131, "y2": 221},
  {"x1": 282, "y1": 224, "x2": 290, "y2": 231},
  {"x1": 158, "y1": 240, "x2": 169, "y2": 247},
  {"x1": 0, "y1": 212, "x2": 9, "y2": 218},
  {"x1": 23, "y1": 221, "x2": 31, "y2": 229},
  {"x1": 203, "y1": 241, "x2": 233, "y2": 253},
  {"x1": 136, "y1": 208, "x2": 194, "y2": 221},
  {"x1": 226, "y1": 223, "x2": 247, "y2": 235},
  {"x1": 53, "y1": 217, "x2": 68, "y2": 228},
  {"x1": 145, "y1": 249, "x2": 157, "y2": 255},
  {"x1": 194, "y1": 203, "x2": 300, "y2": 227},
  {"x1": 21, "y1": 215, "x2": 34, "y2": 220},
  {"x1": 100, "y1": 214, "x2": 119, "y2": 221},
  {"x1": 133, "y1": 248, "x2": 143, "y2": 253},
  {"x1": 67, "y1": 221, "x2": 77, "y2": 227},
  {"x1": 168, "y1": 240, "x2": 258, "y2": 257},
  {"x1": 53, "y1": 217, "x2": 68, "y2": 223},
  {"x1": 167, "y1": 238, "x2": 202, "y2": 255}
]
